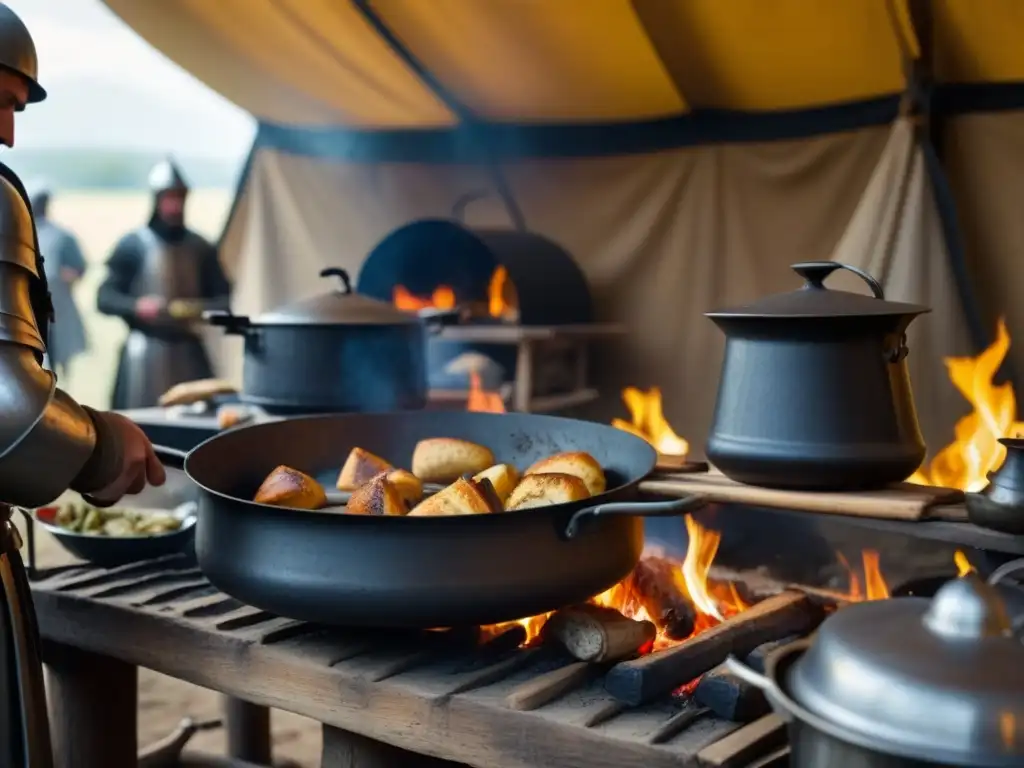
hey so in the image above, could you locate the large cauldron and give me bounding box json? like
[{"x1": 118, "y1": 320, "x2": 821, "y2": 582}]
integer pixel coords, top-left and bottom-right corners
[
  {"x1": 206, "y1": 268, "x2": 432, "y2": 414},
  {"x1": 705, "y1": 261, "x2": 930, "y2": 490}
]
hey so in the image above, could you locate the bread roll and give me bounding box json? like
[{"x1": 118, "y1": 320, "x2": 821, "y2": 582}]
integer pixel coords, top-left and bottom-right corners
[
  {"x1": 506, "y1": 473, "x2": 590, "y2": 511},
  {"x1": 254, "y1": 465, "x2": 327, "y2": 510},
  {"x1": 385, "y1": 469, "x2": 424, "y2": 506},
  {"x1": 336, "y1": 447, "x2": 393, "y2": 491},
  {"x1": 526, "y1": 451, "x2": 606, "y2": 496},
  {"x1": 408, "y1": 477, "x2": 502, "y2": 517},
  {"x1": 347, "y1": 473, "x2": 409, "y2": 516},
  {"x1": 472, "y1": 464, "x2": 520, "y2": 505},
  {"x1": 411, "y1": 438, "x2": 495, "y2": 483}
]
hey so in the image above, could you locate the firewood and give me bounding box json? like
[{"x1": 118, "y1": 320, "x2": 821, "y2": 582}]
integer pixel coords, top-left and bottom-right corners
[
  {"x1": 543, "y1": 604, "x2": 656, "y2": 663},
  {"x1": 630, "y1": 557, "x2": 697, "y2": 639},
  {"x1": 604, "y1": 591, "x2": 824, "y2": 706},
  {"x1": 744, "y1": 635, "x2": 801, "y2": 674},
  {"x1": 694, "y1": 664, "x2": 770, "y2": 723}
]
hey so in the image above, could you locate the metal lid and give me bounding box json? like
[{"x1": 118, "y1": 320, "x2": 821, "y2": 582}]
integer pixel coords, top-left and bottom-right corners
[
  {"x1": 787, "y1": 575, "x2": 1024, "y2": 765},
  {"x1": 706, "y1": 261, "x2": 930, "y2": 320},
  {"x1": 256, "y1": 268, "x2": 420, "y2": 326}
]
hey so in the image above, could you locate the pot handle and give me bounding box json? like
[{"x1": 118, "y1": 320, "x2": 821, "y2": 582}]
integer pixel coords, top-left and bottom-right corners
[
  {"x1": 151, "y1": 445, "x2": 188, "y2": 472},
  {"x1": 320, "y1": 267, "x2": 353, "y2": 294},
  {"x1": 204, "y1": 309, "x2": 252, "y2": 336},
  {"x1": 563, "y1": 495, "x2": 706, "y2": 539},
  {"x1": 791, "y1": 261, "x2": 885, "y2": 300}
]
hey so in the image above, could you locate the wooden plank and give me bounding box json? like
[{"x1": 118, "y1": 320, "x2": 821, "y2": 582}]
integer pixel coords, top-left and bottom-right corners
[
  {"x1": 132, "y1": 579, "x2": 215, "y2": 607},
  {"x1": 696, "y1": 714, "x2": 787, "y2": 768},
  {"x1": 505, "y1": 661, "x2": 594, "y2": 711},
  {"x1": 175, "y1": 593, "x2": 241, "y2": 618},
  {"x1": 80, "y1": 570, "x2": 204, "y2": 601},
  {"x1": 34, "y1": 587, "x2": 717, "y2": 768},
  {"x1": 639, "y1": 474, "x2": 962, "y2": 521},
  {"x1": 50, "y1": 555, "x2": 190, "y2": 591},
  {"x1": 645, "y1": 707, "x2": 711, "y2": 745}
]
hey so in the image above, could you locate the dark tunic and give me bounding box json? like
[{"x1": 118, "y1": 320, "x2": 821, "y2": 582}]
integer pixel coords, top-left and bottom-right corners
[{"x1": 97, "y1": 216, "x2": 231, "y2": 410}]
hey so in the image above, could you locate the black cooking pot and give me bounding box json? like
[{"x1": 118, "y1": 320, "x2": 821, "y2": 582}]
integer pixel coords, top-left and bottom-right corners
[
  {"x1": 206, "y1": 268, "x2": 431, "y2": 413},
  {"x1": 728, "y1": 574, "x2": 1024, "y2": 768},
  {"x1": 705, "y1": 261, "x2": 930, "y2": 490}
]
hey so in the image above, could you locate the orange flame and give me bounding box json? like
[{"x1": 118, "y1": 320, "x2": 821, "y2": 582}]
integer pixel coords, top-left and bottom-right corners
[
  {"x1": 910, "y1": 318, "x2": 1024, "y2": 491},
  {"x1": 954, "y1": 550, "x2": 975, "y2": 577},
  {"x1": 466, "y1": 371, "x2": 506, "y2": 413},
  {"x1": 838, "y1": 550, "x2": 891, "y2": 601},
  {"x1": 612, "y1": 386, "x2": 689, "y2": 457},
  {"x1": 392, "y1": 266, "x2": 517, "y2": 320},
  {"x1": 486, "y1": 515, "x2": 746, "y2": 649}
]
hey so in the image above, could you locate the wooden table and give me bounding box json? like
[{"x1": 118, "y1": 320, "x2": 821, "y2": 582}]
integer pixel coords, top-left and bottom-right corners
[{"x1": 30, "y1": 556, "x2": 789, "y2": 768}]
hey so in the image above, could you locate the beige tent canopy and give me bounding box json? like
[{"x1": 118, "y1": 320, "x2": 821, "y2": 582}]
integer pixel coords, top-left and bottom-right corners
[{"x1": 103, "y1": 0, "x2": 1024, "y2": 458}]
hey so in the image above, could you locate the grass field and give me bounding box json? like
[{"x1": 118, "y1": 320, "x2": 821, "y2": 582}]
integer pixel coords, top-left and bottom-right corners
[{"x1": 48, "y1": 188, "x2": 234, "y2": 408}]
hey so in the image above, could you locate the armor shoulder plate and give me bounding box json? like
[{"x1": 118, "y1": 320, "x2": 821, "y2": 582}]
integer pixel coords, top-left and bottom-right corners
[{"x1": 0, "y1": 175, "x2": 39, "y2": 277}]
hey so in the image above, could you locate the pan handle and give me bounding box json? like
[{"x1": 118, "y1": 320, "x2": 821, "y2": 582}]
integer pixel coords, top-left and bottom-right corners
[
  {"x1": 152, "y1": 445, "x2": 188, "y2": 471},
  {"x1": 563, "y1": 495, "x2": 706, "y2": 540}
]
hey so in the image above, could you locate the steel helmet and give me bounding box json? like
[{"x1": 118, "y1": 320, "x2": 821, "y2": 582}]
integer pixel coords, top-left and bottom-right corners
[
  {"x1": 148, "y1": 157, "x2": 189, "y2": 195},
  {"x1": 0, "y1": 4, "x2": 45, "y2": 104}
]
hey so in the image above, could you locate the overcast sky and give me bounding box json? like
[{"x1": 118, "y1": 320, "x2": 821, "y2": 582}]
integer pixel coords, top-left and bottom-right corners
[{"x1": 6, "y1": 0, "x2": 255, "y2": 158}]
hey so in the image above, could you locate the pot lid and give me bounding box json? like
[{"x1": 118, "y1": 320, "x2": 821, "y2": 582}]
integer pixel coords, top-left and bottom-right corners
[
  {"x1": 256, "y1": 268, "x2": 420, "y2": 326},
  {"x1": 787, "y1": 574, "x2": 1024, "y2": 765},
  {"x1": 706, "y1": 261, "x2": 931, "y2": 319}
]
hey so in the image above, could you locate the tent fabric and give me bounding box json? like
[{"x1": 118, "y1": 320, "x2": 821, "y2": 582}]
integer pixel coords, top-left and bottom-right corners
[
  {"x1": 103, "y1": 0, "x2": 1024, "y2": 128},
  {"x1": 214, "y1": 126, "x2": 896, "y2": 451}
]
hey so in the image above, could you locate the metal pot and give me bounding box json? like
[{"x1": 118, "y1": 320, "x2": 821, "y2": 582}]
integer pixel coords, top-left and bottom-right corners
[
  {"x1": 966, "y1": 437, "x2": 1024, "y2": 534},
  {"x1": 206, "y1": 267, "x2": 431, "y2": 413},
  {"x1": 727, "y1": 573, "x2": 1024, "y2": 767},
  {"x1": 705, "y1": 260, "x2": 930, "y2": 490}
]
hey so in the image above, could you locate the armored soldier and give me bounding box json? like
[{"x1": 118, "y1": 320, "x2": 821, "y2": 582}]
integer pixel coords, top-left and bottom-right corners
[
  {"x1": 97, "y1": 157, "x2": 231, "y2": 410},
  {"x1": 0, "y1": 5, "x2": 166, "y2": 764},
  {"x1": 29, "y1": 181, "x2": 88, "y2": 377}
]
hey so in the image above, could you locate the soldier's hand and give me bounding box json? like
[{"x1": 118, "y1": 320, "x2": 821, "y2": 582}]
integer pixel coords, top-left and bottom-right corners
[
  {"x1": 86, "y1": 413, "x2": 167, "y2": 505},
  {"x1": 135, "y1": 295, "x2": 166, "y2": 320}
]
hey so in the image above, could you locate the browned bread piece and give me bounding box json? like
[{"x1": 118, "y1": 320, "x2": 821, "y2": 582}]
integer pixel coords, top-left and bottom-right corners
[
  {"x1": 411, "y1": 438, "x2": 495, "y2": 483},
  {"x1": 347, "y1": 473, "x2": 409, "y2": 516},
  {"x1": 254, "y1": 465, "x2": 327, "y2": 510},
  {"x1": 385, "y1": 469, "x2": 424, "y2": 506},
  {"x1": 506, "y1": 473, "x2": 590, "y2": 511},
  {"x1": 336, "y1": 447, "x2": 393, "y2": 491},
  {"x1": 408, "y1": 477, "x2": 502, "y2": 517},
  {"x1": 525, "y1": 451, "x2": 606, "y2": 496},
  {"x1": 158, "y1": 378, "x2": 238, "y2": 407},
  {"x1": 472, "y1": 463, "x2": 520, "y2": 505}
]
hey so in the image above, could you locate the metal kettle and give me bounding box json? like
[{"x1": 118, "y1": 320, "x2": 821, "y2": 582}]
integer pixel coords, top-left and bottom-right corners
[{"x1": 705, "y1": 261, "x2": 931, "y2": 490}]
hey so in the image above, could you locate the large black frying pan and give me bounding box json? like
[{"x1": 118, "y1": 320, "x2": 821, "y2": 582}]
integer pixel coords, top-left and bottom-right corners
[{"x1": 155, "y1": 411, "x2": 705, "y2": 628}]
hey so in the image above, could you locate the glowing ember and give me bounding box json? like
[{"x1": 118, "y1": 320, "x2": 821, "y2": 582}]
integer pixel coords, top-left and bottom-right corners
[
  {"x1": 392, "y1": 266, "x2": 517, "y2": 320},
  {"x1": 466, "y1": 371, "x2": 506, "y2": 413},
  {"x1": 910, "y1": 318, "x2": 1024, "y2": 491},
  {"x1": 612, "y1": 386, "x2": 689, "y2": 457}
]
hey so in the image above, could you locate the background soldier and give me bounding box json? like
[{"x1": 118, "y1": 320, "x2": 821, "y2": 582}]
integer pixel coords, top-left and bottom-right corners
[
  {"x1": 29, "y1": 181, "x2": 88, "y2": 378},
  {"x1": 97, "y1": 157, "x2": 232, "y2": 409}
]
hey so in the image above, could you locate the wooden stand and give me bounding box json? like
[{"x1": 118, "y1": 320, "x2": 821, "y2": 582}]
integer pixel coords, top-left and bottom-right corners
[
  {"x1": 45, "y1": 642, "x2": 138, "y2": 768},
  {"x1": 321, "y1": 725, "x2": 468, "y2": 768},
  {"x1": 224, "y1": 696, "x2": 272, "y2": 764}
]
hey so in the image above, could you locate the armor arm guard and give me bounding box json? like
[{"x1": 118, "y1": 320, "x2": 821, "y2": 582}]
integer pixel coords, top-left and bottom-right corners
[
  {"x1": 0, "y1": 264, "x2": 123, "y2": 507},
  {"x1": 96, "y1": 234, "x2": 142, "y2": 318}
]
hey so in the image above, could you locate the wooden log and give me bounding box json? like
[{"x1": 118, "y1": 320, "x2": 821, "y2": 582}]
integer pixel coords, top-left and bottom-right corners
[
  {"x1": 544, "y1": 604, "x2": 656, "y2": 662},
  {"x1": 744, "y1": 635, "x2": 801, "y2": 674},
  {"x1": 505, "y1": 661, "x2": 593, "y2": 711},
  {"x1": 630, "y1": 557, "x2": 697, "y2": 639},
  {"x1": 604, "y1": 591, "x2": 824, "y2": 706},
  {"x1": 693, "y1": 664, "x2": 770, "y2": 723},
  {"x1": 695, "y1": 713, "x2": 787, "y2": 768}
]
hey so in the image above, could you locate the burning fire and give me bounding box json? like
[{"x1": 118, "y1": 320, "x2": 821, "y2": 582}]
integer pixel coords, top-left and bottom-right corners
[
  {"x1": 466, "y1": 371, "x2": 506, "y2": 413},
  {"x1": 486, "y1": 515, "x2": 746, "y2": 648},
  {"x1": 612, "y1": 386, "x2": 690, "y2": 457},
  {"x1": 393, "y1": 266, "x2": 517, "y2": 321},
  {"x1": 910, "y1": 318, "x2": 1024, "y2": 491}
]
